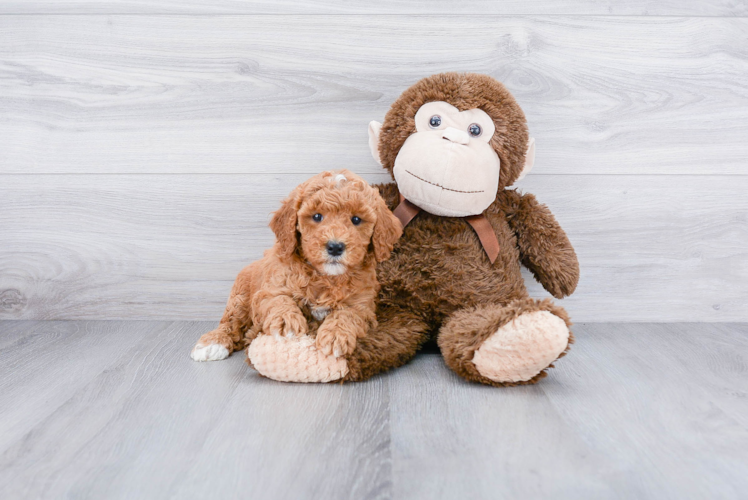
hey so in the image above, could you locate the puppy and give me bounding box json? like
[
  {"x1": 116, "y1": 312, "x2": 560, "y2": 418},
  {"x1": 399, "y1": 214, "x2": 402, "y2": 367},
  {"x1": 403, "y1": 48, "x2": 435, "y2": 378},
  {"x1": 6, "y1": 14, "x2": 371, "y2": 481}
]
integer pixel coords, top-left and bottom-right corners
[{"x1": 191, "y1": 169, "x2": 402, "y2": 363}]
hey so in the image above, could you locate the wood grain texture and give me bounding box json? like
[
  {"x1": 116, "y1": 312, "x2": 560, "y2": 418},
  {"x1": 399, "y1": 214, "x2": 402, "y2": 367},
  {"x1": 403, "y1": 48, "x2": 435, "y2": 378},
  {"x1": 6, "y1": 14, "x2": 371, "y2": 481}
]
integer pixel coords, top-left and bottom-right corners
[
  {"x1": 539, "y1": 323, "x2": 748, "y2": 499},
  {"x1": 0, "y1": 321, "x2": 391, "y2": 500},
  {"x1": 0, "y1": 1, "x2": 745, "y2": 15},
  {"x1": 0, "y1": 320, "x2": 38, "y2": 347},
  {"x1": 0, "y1": 321, "x2": 168, "y2": 453},
  {"x1": 1, "y1": 13, "x2": 747, "y2": 322},
  {"x1": 1, "y1": 15, "x2": 747, "y2": 175},
  {"x1": 0, "y1": 321, "x2": 746, "y2": 499},
  {"x1": 389, "y1": 323, "x2": 748, "y2": 500},
  {"x1": 1, "y1": 173, "x2": 746, "y2": 322},
  {"x1": 388, "y1": 358, "x2": 622, "y2": 499}
]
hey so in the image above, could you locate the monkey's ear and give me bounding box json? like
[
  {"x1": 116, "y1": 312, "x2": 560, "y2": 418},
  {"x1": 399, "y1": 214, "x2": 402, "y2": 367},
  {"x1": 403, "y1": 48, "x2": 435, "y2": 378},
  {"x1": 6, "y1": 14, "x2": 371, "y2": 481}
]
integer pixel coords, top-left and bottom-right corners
[
  {"x1": 269, "y1": 187, "x2": 301, "y2": 260},
  {"x1": 515, "y1": 137, "x2": 536, "y2": 183},
  {"x1": 368, "y1": 121, "x2": 383, "y2": 166},
  {"x1": 371, "y1": 189, "x2": 403, "y2": 262}
]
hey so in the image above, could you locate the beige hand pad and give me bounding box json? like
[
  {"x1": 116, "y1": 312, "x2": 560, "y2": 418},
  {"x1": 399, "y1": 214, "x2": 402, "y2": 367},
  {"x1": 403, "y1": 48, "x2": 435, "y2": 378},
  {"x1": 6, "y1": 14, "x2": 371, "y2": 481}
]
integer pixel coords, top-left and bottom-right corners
[{"x1": 248, "y1": 334, "x2": 349, "y2": 383}]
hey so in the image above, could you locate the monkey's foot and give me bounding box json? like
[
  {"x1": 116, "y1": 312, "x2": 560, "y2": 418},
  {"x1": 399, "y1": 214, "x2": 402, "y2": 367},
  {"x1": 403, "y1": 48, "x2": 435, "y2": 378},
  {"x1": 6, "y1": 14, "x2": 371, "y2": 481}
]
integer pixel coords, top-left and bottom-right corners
[
  {"x1": 247, "y1": 334, "x2": 349, "y2": 383},
  {"x1": 472, "y1": 311, "x2": 569, "y2": 383}
]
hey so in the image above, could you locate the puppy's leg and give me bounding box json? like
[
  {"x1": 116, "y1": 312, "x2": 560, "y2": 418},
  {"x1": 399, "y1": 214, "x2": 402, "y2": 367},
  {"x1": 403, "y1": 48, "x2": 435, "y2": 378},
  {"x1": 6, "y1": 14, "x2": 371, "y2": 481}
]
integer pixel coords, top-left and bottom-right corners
[
  {"x1": 316, "y1": 309, "x2": 370, "y2": 358},
  {"x1": 256, "y1": 294, "x2": 308, "y2": 339},
  {"x1": 191, "y1": 269, "x2": 254, "y2": 362}
]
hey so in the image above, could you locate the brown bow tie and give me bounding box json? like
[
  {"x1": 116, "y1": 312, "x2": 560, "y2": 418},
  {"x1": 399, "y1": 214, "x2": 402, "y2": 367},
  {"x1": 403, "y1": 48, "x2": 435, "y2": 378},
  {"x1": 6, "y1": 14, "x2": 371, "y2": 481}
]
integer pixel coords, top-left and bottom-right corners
[{"x1": 392, "y1": 195, "x2": 500, "y2": 264}]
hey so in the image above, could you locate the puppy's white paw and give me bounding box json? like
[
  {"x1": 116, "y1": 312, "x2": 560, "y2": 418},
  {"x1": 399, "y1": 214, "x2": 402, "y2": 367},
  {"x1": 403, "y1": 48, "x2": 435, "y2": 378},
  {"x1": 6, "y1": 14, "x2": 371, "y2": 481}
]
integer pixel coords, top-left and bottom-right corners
[{"x1": 190, "y1": 343, "x2": 230, "y2": 362}]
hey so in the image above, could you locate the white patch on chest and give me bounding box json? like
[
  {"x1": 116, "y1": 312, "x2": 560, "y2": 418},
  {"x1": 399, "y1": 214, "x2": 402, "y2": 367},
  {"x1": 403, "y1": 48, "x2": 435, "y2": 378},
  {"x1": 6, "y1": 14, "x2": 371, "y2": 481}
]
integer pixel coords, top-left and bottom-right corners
[{"x1": 310, "y1": 306, "x2": 331, "y2": 321}]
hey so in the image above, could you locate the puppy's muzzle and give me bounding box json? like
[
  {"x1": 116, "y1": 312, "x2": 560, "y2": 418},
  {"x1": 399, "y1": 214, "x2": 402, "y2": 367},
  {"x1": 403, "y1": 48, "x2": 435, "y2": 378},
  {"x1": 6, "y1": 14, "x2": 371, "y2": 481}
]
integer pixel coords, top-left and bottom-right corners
[{"x1": 326, "y1": 241, "x2": 345, "y2": 257}]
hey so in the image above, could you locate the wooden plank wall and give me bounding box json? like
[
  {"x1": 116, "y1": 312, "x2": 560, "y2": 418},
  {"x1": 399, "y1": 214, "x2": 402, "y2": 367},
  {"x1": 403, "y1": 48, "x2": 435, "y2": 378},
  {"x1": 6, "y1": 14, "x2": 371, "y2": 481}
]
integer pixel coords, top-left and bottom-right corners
[{"x1": 1, "y1": 3, "x2": 747, "y2": 321}]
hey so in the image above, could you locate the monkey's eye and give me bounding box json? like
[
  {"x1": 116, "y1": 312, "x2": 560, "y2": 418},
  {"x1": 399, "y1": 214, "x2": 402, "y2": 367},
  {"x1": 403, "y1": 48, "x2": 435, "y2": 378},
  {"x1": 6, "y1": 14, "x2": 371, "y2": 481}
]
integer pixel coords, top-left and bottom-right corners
[
  {"x1": 351, "y1": 216, "x2": 362, "y2": 226},
  {"x1": 312, "y1": 213, "x2": 323, "y2": 222},
  {"x1": 468, "y1": 123, "x2": 482, "y2": 137},
  {"x1": 429, "y1": 115, "x2": 442, "y2": 128}
]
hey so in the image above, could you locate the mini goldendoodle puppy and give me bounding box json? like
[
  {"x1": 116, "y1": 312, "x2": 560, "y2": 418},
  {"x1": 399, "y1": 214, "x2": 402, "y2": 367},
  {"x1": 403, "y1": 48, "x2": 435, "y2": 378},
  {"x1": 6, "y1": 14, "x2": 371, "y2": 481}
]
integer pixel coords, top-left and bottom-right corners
[{"x1": 190, "y1": 169, "x2": 402, "y2": 368}]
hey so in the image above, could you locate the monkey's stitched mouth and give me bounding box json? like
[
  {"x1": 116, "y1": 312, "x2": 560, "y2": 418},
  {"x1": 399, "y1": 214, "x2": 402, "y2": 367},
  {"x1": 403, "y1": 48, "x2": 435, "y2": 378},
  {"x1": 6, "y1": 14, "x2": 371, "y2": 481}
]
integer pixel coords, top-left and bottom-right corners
[{"x1": 405, "y1": 170, "x2": 484, "y2": 194}]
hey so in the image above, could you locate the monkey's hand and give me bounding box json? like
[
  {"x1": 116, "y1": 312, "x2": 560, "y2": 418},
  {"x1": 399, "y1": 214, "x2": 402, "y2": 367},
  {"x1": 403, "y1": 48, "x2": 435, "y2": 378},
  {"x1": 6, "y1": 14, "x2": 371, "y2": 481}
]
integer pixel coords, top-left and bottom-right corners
[{"x1": 506, "y1": 191, "x2": 580, "y2": 298}]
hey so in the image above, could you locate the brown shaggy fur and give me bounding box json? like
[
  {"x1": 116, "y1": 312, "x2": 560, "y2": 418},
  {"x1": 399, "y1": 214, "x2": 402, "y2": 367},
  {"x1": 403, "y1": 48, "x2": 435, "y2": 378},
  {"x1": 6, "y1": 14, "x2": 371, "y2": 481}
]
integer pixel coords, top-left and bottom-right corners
[
  {"x1": 342, "y1": 73, "x2": 580, "y2": 385},
  {"x1": 378, "y1": 72, "x2": 529, "y2": 190},
  {"x1": 193, "y1": 170, "x2": 402, "y2": 359}
]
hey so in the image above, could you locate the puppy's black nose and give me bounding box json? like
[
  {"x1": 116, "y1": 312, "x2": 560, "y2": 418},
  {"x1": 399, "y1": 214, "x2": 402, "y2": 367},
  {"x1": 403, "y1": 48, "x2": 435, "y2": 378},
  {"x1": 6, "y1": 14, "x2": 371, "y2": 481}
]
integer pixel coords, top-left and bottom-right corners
[{"x1": 326, "y1": 241, "x2": 345, "y2": 257}]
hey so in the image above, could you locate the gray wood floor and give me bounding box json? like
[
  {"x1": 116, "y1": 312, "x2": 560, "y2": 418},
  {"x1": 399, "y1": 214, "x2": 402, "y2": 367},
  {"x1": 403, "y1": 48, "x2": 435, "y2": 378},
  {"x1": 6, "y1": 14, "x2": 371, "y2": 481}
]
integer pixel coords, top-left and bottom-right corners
[{"x1": 0, "y1": 321, "x2": 746, "y2": 499}]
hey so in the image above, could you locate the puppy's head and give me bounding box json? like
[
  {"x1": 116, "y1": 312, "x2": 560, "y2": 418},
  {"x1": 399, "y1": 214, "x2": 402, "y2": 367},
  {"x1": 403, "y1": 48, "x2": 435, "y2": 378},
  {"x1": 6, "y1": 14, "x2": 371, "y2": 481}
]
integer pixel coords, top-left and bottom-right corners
[{"x1": 270, "y1": 169, "x2": 402, "y2": 275}]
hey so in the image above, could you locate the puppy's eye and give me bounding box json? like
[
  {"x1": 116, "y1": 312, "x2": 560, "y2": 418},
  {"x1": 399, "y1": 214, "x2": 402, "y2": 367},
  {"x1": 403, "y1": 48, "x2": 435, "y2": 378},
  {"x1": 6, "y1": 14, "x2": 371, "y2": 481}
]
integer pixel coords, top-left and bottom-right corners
[
  {"x1": 312, "y1": 213, "x2": 323, "y2": 222},
  {"x1": 429, "y1": 115, "x2": 442, "y2": 128},
  {"x1": 351, "y1": 216, "x2": 362, "y2": 226},
  {"x1": 468, "y1": 123, "x2": 482, "y2": 137}
]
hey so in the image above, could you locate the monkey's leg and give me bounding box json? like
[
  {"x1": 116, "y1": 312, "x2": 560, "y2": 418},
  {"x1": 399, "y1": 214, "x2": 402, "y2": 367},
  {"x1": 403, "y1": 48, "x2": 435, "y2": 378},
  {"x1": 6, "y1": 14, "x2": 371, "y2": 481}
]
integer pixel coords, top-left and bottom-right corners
[
  {"x1": 190, "y1": 271, "x2": 253, "y2": 362},
  {"x1": 247, "y1": 305, "x2": 429, "y2": 383},
  {"x1": 345, "y1": 305, "x2": 430, "y2": 381},
  {"x1": 437, "y1": 298, "x2": 573, "y2": 386}
]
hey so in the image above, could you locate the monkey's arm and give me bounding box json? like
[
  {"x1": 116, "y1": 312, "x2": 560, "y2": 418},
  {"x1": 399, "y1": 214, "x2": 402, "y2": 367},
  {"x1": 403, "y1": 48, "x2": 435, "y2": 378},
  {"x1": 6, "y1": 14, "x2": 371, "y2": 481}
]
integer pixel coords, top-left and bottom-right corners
[{"x1": 507, "y1": 191, "x2": 579, "y2": 298}]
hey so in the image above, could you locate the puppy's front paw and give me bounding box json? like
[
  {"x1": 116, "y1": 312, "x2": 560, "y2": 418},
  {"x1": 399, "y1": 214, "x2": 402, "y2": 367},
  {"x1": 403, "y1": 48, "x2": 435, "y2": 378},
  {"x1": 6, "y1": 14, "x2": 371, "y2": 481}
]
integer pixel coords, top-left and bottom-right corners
[
  {"x1": 316, "y1": 322, "x2": 357, "y2": 358},
  {"x1": 264, "y1": 308, "x2": 308, "y2": 338},
  {"x1": 191, "y1": 343, "x2": 230, "y2": 362}
]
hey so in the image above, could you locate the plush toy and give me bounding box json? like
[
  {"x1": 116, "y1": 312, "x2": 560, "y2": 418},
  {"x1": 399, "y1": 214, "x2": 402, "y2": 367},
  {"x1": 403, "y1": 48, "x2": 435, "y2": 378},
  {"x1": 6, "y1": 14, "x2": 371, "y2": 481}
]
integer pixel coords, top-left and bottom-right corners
[{"x1": 248, "y1": 73, "x2": 579, "y2": 386}]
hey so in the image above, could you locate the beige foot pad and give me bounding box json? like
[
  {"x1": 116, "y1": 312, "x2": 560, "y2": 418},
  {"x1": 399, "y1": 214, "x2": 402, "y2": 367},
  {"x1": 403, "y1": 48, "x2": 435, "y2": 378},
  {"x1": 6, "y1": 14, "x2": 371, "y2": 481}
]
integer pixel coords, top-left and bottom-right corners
[
  {"x1": 247, "y1": 335, "x2": 349, "y2": 383},
  {"x1": 472, "y1": 311, "x2": 569, "y2": 383}
]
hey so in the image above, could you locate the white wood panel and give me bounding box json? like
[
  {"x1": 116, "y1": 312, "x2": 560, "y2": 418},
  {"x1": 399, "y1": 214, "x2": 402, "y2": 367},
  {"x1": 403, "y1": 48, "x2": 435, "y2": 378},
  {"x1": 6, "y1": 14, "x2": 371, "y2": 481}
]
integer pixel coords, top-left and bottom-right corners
[
  {"x1": 1, "y1": 16, "x2": 747, "y2": 175},
  {"x1": 0, "y1": 0, "x2": 748, "y2": 16},
  {"x1": 0, "y1": 1, "x2": 745, "y2": 15},
  {"x1": 1, "y1": 173, "x2": 746, "y2": 321}
]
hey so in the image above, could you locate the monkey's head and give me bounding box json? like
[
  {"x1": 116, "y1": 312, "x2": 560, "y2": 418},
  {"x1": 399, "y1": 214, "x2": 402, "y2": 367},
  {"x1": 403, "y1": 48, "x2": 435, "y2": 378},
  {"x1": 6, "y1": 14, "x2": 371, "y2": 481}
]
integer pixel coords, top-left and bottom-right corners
[{"x1": 368, "y1": 73, "x2": 535, "y2": 217}]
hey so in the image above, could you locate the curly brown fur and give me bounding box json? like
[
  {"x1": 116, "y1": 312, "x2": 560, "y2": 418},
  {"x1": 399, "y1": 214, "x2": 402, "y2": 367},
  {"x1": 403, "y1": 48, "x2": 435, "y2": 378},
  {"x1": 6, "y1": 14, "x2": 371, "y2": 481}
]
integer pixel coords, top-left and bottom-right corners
[
  {"x1": 193, "y1": 169, "x2": 402, "y2": 359},
  {"x1": 344, "y1": 304, "x2": 431, "y2": 381},
  {"x1": 336, "y1": 182, "x2": 578, "y2": 384},
  {"x1": 368, "y1": 184, "x2": 577, "y2": 324},
  {"x1": 339, "y1": 73, "x2": 579, "y2": 386},
  {"x1": 502, "y1": 190, "x2": 579, "y2": 298}
]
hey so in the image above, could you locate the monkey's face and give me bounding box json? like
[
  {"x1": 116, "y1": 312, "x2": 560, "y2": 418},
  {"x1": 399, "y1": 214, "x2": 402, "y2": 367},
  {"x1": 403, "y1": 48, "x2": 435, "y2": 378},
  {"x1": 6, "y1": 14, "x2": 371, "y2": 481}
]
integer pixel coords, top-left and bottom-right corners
[{"x1": 391, "y1": 101, "x2": 500, "y2": 217}]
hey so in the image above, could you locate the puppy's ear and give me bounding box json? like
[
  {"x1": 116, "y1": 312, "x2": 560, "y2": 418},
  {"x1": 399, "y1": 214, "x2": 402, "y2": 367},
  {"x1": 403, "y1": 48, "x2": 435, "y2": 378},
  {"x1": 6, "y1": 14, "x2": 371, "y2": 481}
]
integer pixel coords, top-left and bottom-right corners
[
  {"x1": 270, "y1": 186, "x2": 301, "y2": 260},
  {"x1": 371, "y1": 189, "x2": 403, "y2": 262}
]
